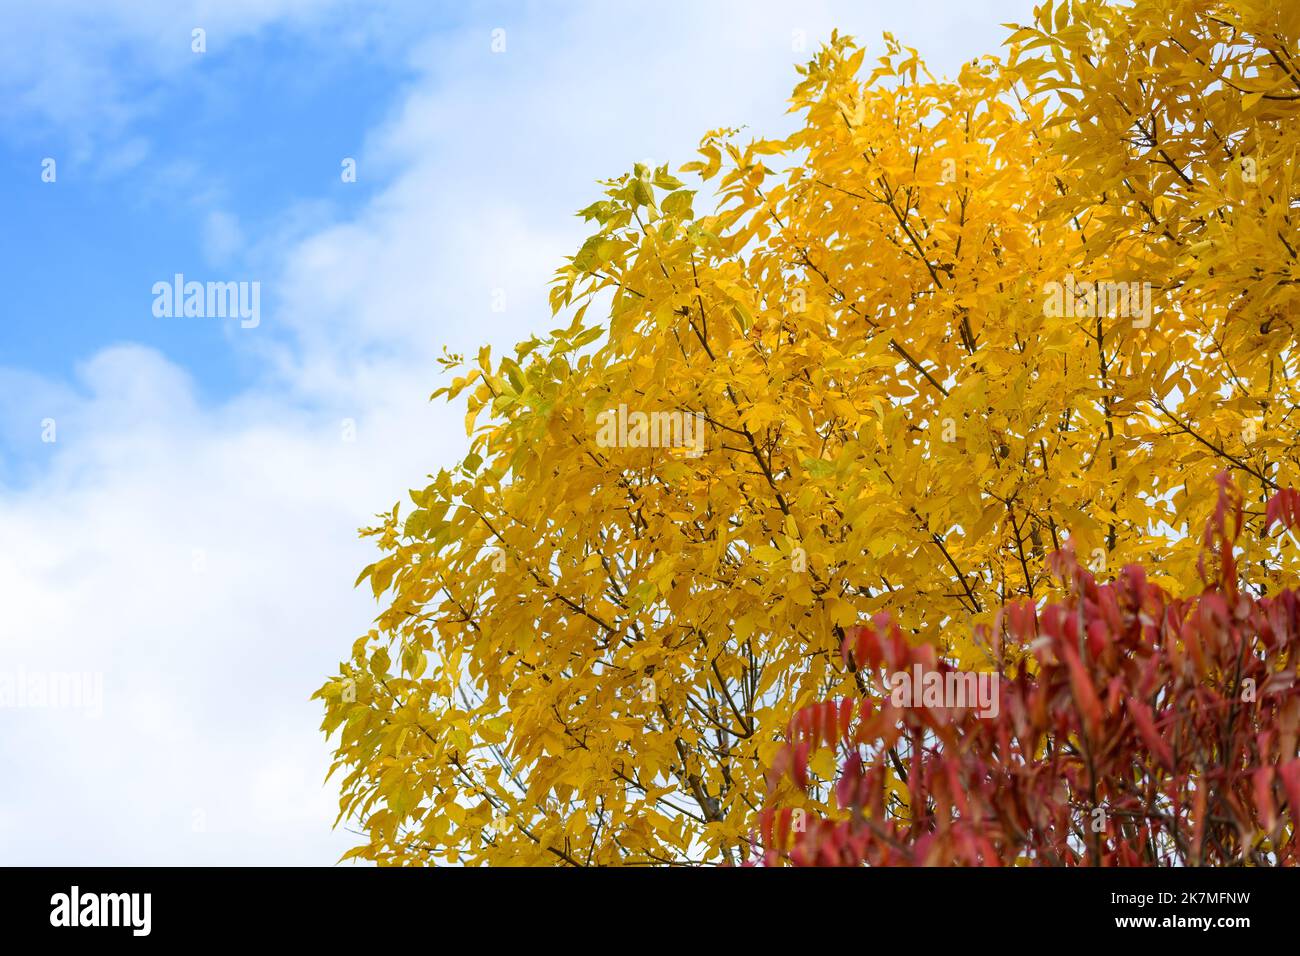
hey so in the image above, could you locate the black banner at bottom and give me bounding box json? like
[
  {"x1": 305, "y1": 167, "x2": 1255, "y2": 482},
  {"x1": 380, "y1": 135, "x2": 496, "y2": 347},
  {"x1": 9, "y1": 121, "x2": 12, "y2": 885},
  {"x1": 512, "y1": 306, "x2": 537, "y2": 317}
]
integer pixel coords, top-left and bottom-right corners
[{"x1": 0, "y1": 865, "x2": 1287, "y2": 942}]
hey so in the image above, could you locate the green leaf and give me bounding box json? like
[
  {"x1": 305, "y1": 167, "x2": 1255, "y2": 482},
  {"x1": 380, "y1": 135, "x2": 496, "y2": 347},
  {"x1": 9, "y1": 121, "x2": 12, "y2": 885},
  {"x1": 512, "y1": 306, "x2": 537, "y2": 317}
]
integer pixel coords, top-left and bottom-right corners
[
  {"x1": 631, "y1": 179, "x2": 654, "y2": 208},
  {"x1": 662, "y1": 189, "x2": 695, "y2": 218}
]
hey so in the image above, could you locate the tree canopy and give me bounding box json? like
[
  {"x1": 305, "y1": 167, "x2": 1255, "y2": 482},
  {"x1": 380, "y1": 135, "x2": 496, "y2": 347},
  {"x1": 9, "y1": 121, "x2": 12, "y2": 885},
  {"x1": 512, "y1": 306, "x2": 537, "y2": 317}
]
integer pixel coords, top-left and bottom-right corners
[{"x1": 318, "y1": 0, "x2": 1300, "y2": 865}]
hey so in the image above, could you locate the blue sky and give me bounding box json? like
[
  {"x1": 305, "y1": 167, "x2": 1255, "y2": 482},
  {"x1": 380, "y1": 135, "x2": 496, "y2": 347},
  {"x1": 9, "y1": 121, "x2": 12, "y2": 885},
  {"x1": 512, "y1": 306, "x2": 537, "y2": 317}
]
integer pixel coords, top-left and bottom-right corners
[
  {"x1": 0, "y1": 0, "x2": 1035, "y2": 864},
  {"x1": 1, "y1": 3, "x2": 425, "y2": 409}
]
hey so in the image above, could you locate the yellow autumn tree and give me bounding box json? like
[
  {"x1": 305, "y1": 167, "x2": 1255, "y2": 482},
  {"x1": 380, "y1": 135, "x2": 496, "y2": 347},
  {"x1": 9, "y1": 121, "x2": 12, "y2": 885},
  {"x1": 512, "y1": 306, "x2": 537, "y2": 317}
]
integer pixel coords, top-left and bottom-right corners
[{"x1": 317, "y1": 1, "x2": 1300, "y2": 865}]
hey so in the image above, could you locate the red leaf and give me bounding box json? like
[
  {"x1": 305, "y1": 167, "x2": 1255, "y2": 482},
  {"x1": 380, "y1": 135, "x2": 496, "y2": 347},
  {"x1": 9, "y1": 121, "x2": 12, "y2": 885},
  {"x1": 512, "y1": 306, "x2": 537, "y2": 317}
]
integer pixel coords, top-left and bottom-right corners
[
  {"x1": 1266, "y1": 488, "x2": 1300, "y2": 530},
  {"x1": 1280, "y1": 761, "x2": 1300, "y2": 827},
  {"x1": 1127, "y1": 697, "x2": 1173, "y2": 771},
  {"x1": 1063, "y1": 641, "x2": 1104, "y2": 735},
  {"x1": 1253, "y1": 767, "x2": 1277, "y2": 831},
  {"x1": 792, "y1": 740, "x2": 810, "y2": 790}
]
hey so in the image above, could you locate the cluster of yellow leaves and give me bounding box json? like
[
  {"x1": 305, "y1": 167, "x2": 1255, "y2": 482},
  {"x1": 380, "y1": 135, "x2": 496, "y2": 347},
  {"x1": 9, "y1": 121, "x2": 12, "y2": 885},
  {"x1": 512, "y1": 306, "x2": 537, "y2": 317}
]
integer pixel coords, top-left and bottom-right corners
[{"x1": 317, "y1": 2, "x2": 1300, "y2": 865}]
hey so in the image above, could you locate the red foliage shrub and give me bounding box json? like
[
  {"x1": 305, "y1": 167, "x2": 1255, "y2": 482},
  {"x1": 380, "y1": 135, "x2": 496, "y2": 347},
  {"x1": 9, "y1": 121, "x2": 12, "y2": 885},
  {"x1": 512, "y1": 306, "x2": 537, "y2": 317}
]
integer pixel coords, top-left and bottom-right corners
[{"x1": 757, "y1": 475, "x2": 1300, "y2": 865}]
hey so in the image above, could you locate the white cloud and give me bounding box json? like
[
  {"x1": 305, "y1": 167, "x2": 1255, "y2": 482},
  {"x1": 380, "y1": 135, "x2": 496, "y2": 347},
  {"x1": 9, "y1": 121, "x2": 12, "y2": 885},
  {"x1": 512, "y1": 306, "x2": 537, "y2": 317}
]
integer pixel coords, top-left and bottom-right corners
[
  {"x1": 0, "y1": 0, "x2": 370, "y2": 156},
  {"x1": 0, "y1": 0, "x2": 1036, "y2": 863},
  {"x1": 0, "y1": 344, "x2": 453, "y2": 863}
]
